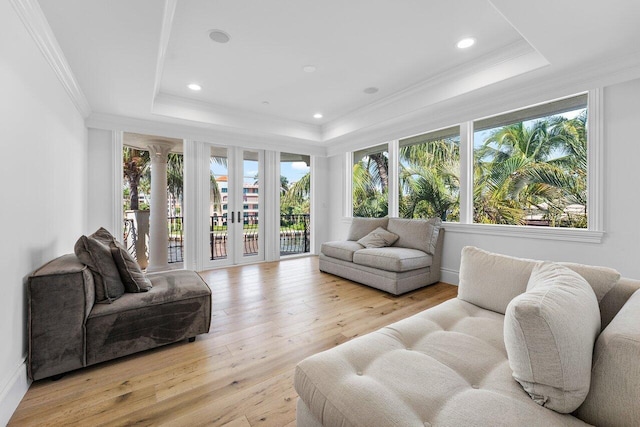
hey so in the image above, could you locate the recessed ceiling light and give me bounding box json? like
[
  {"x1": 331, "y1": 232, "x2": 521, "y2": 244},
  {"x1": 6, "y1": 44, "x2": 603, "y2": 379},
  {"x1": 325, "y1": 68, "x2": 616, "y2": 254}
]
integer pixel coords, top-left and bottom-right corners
[
  {"x1": 303, "y1": 65, "x2": 317, "y2": 73},
  {"x1": 457, "y1": 37, "x2": 475, "y2": 49},
  {"x1": 364, "y1": 87, "x2": 379, "y2": 94},
  {"x1": 313, "y1": 113, "x2": 323, "y2": 119},
  {"x1": 208, "y1": 29, "x2": 231, "y2": 44},
  {"x1": 188, "y1": 83, "x2": 202, "y2": 91},
  {"x1": 262, "y1": 101, "x2": 270, "y2": 105}
]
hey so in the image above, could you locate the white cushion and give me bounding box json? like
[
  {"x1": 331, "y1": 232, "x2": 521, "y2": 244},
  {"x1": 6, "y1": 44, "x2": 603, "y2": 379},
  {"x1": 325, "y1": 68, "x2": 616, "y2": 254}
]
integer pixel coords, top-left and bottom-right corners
[
  {"x1": 504, "y1": 262, "x2": 601, "y2": 413},
  {"x1": 559, "y1": 262, "x2": 620, "y2": 302},
  {"x1": 320, "y1": 241, "x2": 364, "y2": 262},
  {"x1": 347, "y1": 217, "x2": 389, "y2": 241},
  {"x1": 387, "y1": 217, "x2": 441, "y2": 255},
  {"x1": 357, "y1": 227, "x2": 399, "y2": 248},
  {"x1": 353, "y1": 247, "x2": 431, "y2": 272},
  {"x1": 458, "y1": 246, "x2": 539, "y2": 314}
]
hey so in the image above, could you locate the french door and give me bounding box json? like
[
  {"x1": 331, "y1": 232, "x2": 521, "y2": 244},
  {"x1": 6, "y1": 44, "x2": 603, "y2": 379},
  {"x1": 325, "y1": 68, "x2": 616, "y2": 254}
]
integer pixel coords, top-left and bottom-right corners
[{"x1": 205, "y1": 145, "x2": 264, "y2": 268}]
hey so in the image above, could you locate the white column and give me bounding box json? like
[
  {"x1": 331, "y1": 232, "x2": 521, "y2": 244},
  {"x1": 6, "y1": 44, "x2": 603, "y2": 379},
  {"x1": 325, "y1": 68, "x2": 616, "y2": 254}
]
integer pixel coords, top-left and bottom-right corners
[{"x1": 146, "y1": 140, "x2": 174, "y2": 272}]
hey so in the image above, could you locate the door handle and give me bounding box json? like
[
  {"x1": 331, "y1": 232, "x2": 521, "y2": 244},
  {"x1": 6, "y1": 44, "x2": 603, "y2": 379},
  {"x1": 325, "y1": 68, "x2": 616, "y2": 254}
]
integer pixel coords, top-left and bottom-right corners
[
  {"x1": 237, "y1": 211, "x2": 242, "y2": 224},
  {"x1": 230, "y1": 211, "x2": 234, "y2": 223}
]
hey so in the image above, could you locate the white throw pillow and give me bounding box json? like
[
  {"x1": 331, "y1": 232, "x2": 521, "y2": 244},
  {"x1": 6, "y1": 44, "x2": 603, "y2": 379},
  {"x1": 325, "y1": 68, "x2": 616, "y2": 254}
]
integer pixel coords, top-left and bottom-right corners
[
  {"x1": 357, "y1": 227, "x2": 399, "y2": 248},
  {"x1": 504, "y1": 262, "x2": 601, "y2": 413}
]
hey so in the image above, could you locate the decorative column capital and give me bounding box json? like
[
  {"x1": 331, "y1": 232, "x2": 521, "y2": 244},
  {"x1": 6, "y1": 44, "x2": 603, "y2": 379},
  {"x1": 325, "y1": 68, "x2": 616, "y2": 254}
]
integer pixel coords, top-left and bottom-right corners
[{"x1": 147, "y1": 140, "x2": 174, "y2": 163}]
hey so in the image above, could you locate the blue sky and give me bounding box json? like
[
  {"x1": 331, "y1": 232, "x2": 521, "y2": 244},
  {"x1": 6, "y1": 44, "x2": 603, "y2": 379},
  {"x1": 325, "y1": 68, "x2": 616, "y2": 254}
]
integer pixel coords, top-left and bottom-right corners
[{"x1": 210, "y1": 160, "x2": 310, "y2": 184}]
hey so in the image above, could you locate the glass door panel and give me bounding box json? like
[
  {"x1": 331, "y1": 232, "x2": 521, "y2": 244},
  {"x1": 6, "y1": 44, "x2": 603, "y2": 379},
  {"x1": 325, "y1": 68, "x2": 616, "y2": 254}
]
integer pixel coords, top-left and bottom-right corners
[
  {"x1": 206, "y1": 145, "x2": 263, "y2": 267},
  {"x1": 237, "y1": 150, "x2": 262, "y2": 262},
  {"x1": 210, "y1": 146, "x2": 229, "y2": 262}
]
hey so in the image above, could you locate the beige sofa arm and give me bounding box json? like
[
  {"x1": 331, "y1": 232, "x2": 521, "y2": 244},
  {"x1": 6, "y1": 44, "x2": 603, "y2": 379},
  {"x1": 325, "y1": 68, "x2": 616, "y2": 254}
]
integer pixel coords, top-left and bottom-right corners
[
  {"x1": 28, "y1": 254, "x2": 95, "y2": 380},
  {"x1": 576, "y1": 289, "x2": 640, "y2": 427}
]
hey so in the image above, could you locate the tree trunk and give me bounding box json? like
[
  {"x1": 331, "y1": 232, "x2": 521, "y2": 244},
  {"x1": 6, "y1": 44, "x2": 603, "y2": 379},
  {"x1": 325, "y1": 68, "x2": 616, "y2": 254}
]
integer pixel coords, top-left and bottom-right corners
[
  {"x1": 130, "y1": 183, "x2": 139, "y2": 210},
  {"x1": 370, "y1": 153, "x2": 389, "y2": 192}
]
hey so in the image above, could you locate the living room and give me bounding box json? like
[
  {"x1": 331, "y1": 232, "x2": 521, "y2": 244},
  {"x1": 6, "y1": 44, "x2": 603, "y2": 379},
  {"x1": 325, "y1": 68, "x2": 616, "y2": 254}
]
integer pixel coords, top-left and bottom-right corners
[{"x1": 2, "y1": 0, "x2": 640, "y2": 425}]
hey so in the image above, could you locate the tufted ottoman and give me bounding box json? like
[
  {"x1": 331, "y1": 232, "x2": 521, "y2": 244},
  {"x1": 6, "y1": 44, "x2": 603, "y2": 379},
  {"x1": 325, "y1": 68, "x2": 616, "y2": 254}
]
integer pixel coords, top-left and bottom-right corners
[{"x1": 294, "y1": 298, "x2": 588, "y2": 427}]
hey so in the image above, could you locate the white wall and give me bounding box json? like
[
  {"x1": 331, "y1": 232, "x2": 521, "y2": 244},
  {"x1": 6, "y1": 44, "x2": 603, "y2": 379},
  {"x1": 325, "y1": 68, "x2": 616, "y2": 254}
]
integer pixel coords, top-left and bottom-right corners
[
  {"x1": 0, "y1": 2, "x2": 87, "y2": 423},
  {"x1": 327, "y1": 77, "x2": 640, "y2": 283},
  {"x1": 311, "y1": 155, "x2": 331, "y2": 253},
  {"x1": 87, "y1": 128, "x2": 118, "y2": 235}
]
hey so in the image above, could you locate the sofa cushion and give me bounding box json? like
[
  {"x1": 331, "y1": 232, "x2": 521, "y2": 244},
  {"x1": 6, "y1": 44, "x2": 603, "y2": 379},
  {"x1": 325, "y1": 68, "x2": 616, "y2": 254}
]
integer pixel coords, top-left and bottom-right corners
[
  {"x1": 353, "y1": 247, "x2": 431, "y2": 272},
  {"x1": 458, "y1": 246, "x2": 539, "y2": 314},
  {"x1": 86, "y1": 270, "x2": 212, "y2": 365},
  {"x1": 295, "y1": 298, "x2": 588, "y2": 427},
  {"x1": 357, "y1": 227, "x2": 399, "y2": 248},
  {"x1": 387, "y1": 217, "x2": 441, "y2": 255},
  {"x1": 111, "y1": 245, "x2": 152, "y2": 292},
  {"x1": 575, "y1": 289, "x2": 640, "y2": 427},
  {"x1": 74, "y1": 229, "x2": 126, "y2": 303},
  {"x1": 321, "y1": 240, "x2": 364, "y2": 262},
  {"x1": 347, "y1": 217, "x2": 389, "y2": 241},
  {"x1": 559, "y1": 262, "x2": 620, "y2": 303},
  {"x1": 504, "y1": 262, "x2": 600, "y2": 413}
]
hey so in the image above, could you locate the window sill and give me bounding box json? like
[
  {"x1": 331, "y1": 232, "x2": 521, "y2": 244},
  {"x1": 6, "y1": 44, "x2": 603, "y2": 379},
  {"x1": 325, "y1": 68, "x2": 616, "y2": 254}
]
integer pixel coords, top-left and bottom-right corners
[{"x1": 442, "y1": 222, "x2": 604, "y2": 244}]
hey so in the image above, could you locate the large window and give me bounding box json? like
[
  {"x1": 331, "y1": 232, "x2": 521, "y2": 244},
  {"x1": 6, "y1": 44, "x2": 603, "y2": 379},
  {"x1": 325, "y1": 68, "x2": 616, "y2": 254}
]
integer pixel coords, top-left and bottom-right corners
[
  {"x1": 352, "y1": 144, "x2": 389, "y2": 218},
  {"x1": 399, "y1": 127, "x2": 460, "y2": 221},
  {"x1": 473, "y1": 94, "x2": 587, "y2": 228},
  {"x1": 348, "y1": 92, "x2": 597, "y2": 234}
]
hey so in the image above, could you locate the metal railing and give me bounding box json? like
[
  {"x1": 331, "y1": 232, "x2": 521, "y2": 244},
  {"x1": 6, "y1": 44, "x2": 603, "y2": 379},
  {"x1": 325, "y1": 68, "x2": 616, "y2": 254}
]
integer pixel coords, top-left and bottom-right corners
[
  {"x1": 126, "y1": 213, "x2": 310, "y2": 264},
  {"x1": 168, "y1": 216, "x2": 183, "y2": 263},
  {"x1": 123, "y1": 218, "x2": 138, "y2": 260},
  {"x1": 280, "y1": 214, "x2": 310, "y2": 255}
]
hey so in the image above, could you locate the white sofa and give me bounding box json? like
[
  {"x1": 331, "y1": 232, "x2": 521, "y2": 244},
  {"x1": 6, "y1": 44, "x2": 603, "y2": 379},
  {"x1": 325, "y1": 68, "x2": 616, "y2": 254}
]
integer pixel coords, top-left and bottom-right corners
[
  {"x1": 319, "y1": 217, "x2": 444, "y2": 295},
  {"x1": 295, "y1": 246, "x2": 640, "y2": 427}
]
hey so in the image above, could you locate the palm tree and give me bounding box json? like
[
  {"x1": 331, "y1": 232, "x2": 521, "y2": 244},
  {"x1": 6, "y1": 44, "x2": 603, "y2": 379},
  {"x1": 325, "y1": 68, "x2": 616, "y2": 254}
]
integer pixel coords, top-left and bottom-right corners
[
  {"x1": 209, "y1": 156, "x2": 227, "y2": 214},
  {"x1": 283, "y1": 173, "x2": 310, "y2": 205},
  {"x1": 123, "y1": 147, "x2": 150, "y2": 210},
  {"x1": 474, "y1": 113, "x2": 587, "y2": 227},
  {"x1": 352, "y1": 161, "x2": 388, "y2": 218},
  {"x1": 167, "y1": 153, "x2": 183, "y2": 215},
  {"x1": 399, "y1": 137, "x2": 460, "y2": 221}
]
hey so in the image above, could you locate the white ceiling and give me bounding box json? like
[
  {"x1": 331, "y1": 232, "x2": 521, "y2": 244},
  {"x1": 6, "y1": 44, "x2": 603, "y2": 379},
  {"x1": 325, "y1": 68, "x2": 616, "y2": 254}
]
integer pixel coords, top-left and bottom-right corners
[{"x1": 36, "y1": 0, "x2": 640, "y2": 146}]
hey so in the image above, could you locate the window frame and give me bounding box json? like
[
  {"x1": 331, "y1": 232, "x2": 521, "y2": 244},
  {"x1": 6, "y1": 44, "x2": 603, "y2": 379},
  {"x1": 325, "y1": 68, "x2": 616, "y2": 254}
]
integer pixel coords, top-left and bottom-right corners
[{"x1": 345, "y1": 89, "x2": 604, "y2": 243}]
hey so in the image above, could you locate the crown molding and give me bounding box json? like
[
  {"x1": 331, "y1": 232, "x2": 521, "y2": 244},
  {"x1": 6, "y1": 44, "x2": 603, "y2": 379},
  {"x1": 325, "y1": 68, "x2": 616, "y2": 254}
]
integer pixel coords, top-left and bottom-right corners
[
  {"x1": 151, "y1": 0, "x2": 177, "y2": 102},
  {"x1": 152, "y1": 92, "x2": 323, "y2": 142},
  {"x1": 9, "y1": 0, "x2": 91, "y2": 118},
  {"x1": 86, "y1": 112, "x2": 328, "y2": 157},
  {"x1": 325, "y1": 50, "x2": 640, "y2": 157},
  {"x1": 321, "y1": 39, "x2": 548, "y2": 142}
]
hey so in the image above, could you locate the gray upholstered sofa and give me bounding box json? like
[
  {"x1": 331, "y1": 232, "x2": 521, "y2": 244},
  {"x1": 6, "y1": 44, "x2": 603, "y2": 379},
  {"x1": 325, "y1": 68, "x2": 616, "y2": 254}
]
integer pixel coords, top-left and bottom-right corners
[
  {"x1": 319, "y1": 217, "x2": 444, "y2": 295},
  {"x1": 27, "y1": 229, "x2": 212, "y2": 381},
  {"x1": 296, "y1": 246, "x2": 640, "y2": 427}
]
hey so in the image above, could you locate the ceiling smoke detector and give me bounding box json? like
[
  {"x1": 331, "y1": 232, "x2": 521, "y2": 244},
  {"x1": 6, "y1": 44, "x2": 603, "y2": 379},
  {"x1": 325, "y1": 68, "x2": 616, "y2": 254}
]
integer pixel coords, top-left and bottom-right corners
[{"x1": 208, "y1": 29, "x2": 231, "y2": 44}]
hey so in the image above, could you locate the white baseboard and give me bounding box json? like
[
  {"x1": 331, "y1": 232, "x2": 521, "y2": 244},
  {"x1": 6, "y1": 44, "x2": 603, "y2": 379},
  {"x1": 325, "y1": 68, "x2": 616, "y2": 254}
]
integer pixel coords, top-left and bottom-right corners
[
  {"x1": 441, "y1": 268, "x2": 459, "y2": 286},
  {"x1": 0, "y1": 359, "x2": 30, "y2": 426}
]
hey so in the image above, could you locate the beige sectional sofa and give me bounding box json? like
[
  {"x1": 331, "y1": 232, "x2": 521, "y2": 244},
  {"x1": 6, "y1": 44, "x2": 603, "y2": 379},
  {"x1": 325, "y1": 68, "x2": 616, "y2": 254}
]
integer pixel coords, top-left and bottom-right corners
[
  {"x1": 319, "y1": 217, "x2": 444, "y2": 295},
  {"x1": 295, "y1": 246, "x2": 640, "y2": 427}
]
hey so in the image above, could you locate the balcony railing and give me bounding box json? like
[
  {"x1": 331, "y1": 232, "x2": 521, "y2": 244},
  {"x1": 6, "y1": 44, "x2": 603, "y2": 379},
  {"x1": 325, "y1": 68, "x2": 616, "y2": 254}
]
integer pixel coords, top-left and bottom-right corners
[{"x1": 125, "y1": 213, "x2": 310, "y2": 264}]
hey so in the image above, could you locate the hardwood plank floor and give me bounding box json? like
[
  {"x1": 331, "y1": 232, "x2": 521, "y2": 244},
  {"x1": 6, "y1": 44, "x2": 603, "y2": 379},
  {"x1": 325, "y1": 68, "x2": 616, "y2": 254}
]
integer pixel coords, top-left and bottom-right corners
[{"x1": 9, "y1": 256, "x2": 457, "y2": 427}]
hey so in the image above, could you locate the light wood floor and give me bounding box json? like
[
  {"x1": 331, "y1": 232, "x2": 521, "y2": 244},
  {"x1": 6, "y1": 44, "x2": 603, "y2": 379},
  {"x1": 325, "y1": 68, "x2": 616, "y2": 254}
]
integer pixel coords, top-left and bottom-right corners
[{"x1": 10, "y1": 256, "x2": 457, "y2": 427}]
